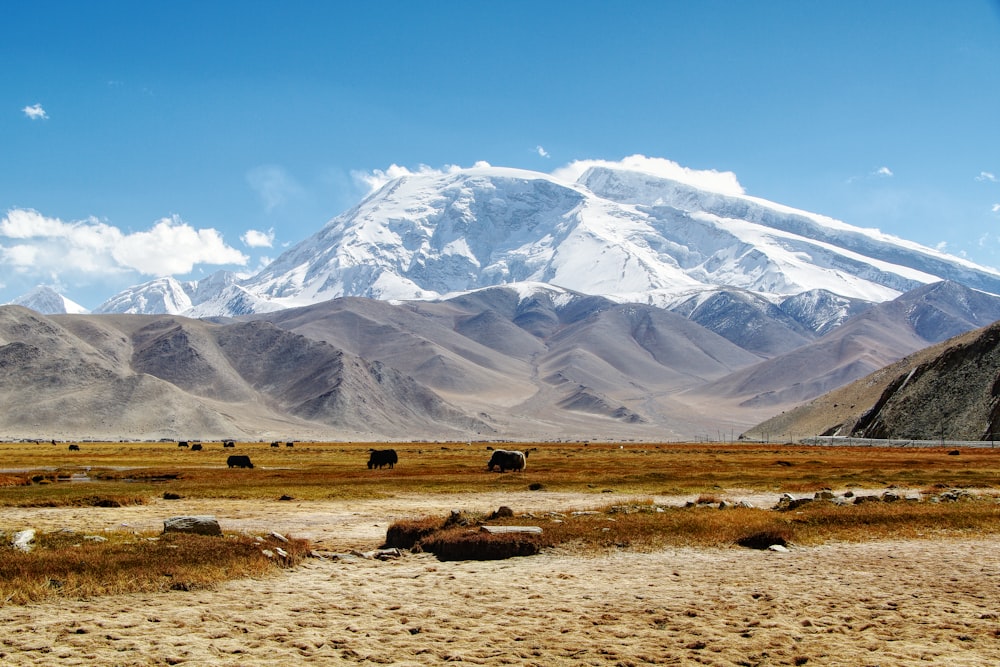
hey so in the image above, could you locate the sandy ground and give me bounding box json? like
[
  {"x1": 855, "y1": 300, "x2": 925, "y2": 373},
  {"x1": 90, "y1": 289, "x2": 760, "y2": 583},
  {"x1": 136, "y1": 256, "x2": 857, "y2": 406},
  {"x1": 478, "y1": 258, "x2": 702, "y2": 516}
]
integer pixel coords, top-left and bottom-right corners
[{"x1": 2, "y1": 491, "x2": 1000, "y2": 666}]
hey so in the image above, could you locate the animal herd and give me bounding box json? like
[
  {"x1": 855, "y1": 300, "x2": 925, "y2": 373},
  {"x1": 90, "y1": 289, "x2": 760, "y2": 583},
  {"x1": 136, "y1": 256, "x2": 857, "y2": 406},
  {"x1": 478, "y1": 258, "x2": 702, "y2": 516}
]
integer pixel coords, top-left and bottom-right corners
[{"x1": 60, "y1": 440, "x2": 531, "y2": 473}]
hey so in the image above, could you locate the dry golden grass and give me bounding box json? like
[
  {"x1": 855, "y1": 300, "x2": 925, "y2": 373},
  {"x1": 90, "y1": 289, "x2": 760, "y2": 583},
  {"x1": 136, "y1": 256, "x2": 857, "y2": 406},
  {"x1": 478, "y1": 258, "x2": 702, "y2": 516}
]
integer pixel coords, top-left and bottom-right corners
[
  {"x1": 3, "y1": 440, "x2": 1000, "y2": 505},
  {"x1": 388, "y1": 495, "x2": 1000, "y2": 559},
  {"x1": 0, "y1": 530, "x2": 311, "y2": 605}
]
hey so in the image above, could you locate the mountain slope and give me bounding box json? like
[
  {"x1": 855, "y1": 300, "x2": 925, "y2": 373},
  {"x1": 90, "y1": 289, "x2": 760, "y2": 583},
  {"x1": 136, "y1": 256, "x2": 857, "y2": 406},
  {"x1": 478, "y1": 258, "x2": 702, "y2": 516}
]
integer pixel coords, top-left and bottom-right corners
[
  {"x1": 688, "y1": 281, "x2": 1000, "y2": 415},
  {"x1": 253, "y1": 284, "x2": 764, "y2": 438},
  {"x1": 0, "y1": 306, "x2": 490, "y2": 440},
  {"x1": 743, "y1": 319, "x2": 1000, "y2": 442}
]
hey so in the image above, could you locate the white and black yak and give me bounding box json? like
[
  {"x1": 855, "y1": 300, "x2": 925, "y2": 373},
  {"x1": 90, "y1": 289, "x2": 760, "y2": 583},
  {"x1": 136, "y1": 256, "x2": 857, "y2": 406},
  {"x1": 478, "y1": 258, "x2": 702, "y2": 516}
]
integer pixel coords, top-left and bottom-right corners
[
  {"x1": 367, "y1": 449, "x2": 398, "y2": 469},
  {"x1": 487, "y1": 449, "x2": 527, "y2": 472}
]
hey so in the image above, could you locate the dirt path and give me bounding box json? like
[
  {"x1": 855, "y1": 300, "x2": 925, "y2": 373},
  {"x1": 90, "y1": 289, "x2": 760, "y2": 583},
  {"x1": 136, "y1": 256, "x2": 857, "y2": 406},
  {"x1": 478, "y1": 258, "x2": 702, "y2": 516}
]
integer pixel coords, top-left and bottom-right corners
[{"x1": 2, "y1": 492, "x2": 999, "y2": 665}]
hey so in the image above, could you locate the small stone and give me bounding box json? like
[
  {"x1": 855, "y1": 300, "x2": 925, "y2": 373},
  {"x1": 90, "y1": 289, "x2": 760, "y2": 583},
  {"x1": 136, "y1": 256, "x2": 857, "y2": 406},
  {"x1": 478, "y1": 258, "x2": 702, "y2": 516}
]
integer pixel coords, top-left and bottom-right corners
[{"x1": 12, "y1": 529, "x2": 36, "y2": 552}]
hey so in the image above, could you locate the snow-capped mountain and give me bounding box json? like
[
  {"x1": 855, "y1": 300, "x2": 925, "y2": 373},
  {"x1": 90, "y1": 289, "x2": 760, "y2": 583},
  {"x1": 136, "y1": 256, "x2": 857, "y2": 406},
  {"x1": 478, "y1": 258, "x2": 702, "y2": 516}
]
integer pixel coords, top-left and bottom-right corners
[
  {"x1": 98, "y1": 161, "x2": 1000, "y2": 321},
  {"x1": 94, "y1": 277, "x2": 194, "y2": 315},
  {"x1": 93, "y1": 270, "x2": 243, "y2": 315},
  {"x1": 8, "y1": 286, "x2": 89, "y2": 315}
]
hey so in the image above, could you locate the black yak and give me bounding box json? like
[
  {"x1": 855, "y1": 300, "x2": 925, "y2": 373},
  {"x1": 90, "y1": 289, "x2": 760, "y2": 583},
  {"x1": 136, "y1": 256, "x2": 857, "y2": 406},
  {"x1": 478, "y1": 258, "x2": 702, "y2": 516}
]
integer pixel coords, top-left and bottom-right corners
[
  {"x1": 367, "y1": 449, "x2": 398, "y2": 469},
  {"x1": 227, "y1": 454, "x2": 253, "y2": 469}
]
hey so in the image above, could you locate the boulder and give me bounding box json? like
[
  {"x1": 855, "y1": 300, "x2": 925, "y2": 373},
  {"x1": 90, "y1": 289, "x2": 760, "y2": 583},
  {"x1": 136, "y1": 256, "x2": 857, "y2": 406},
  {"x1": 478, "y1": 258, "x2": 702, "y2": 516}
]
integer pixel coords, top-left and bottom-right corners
[{"x1": 162, "y1": 516, "x2": 222, "y2": 536}]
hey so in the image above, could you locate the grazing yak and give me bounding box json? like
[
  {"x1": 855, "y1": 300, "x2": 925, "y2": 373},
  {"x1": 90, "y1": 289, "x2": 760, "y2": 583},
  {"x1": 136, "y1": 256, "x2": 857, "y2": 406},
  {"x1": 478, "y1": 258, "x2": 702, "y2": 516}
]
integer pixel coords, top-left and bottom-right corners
[
  {"x1": 191, "y1": 443, "x2": 203, "y2": 451},
  {"x1": 367, "y1": 449, "x2": 398, "y2": 469},
  {"x1": 227, "y1": 454, "x2": 254, "y2": 469},
  {"x1": 68, "y1": 444, "x2": 80, "y2": 451},
  {"x1": 487, "y1": 449, "x2": 527, "y2": 472},
  {"x1": 223, "y1": 440, "x2": 235, "y2": 448},
  {"x1": 178, "y1": 441, "x2": 189, "y2": 448}
]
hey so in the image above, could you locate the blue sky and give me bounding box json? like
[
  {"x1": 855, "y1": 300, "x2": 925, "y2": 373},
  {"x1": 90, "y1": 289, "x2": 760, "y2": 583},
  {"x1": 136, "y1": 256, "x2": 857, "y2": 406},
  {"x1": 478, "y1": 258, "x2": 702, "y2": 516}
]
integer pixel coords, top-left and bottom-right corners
[{"x1": 3, "y1": 0, "x2": 999, "y2": 309}]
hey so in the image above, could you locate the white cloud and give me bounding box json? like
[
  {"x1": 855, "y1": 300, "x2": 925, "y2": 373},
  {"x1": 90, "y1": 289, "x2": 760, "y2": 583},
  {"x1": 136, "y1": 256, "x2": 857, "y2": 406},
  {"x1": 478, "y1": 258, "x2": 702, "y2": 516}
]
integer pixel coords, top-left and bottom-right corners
[
  {"x1": 935, "y1": 241, "x2": 948, "y2": 252},
  {"x1": 551, "y1": 154, "x2": 746, "y2": 196},
  {"x1": 241, "y1": 228, "x2": 275, "y2": 248},
  {"x1": 536, "y1": 145, "x2": 550, "y2": 158},
  {"x1": 246, "y1": 165, "x2": 304, "y2": 211},
  {"x1": 873, "y1": 166, "x2": 894, "y2": 177},
  {"x1": 0, "y1": 209, "x2": 247, "y2": 281},
  {"x1": 352, "y1": 155, "x2": 745, "y2": 198},
  {"x1": 977, "y1": 171, "x2": 998, "y2": 183},
  {"x1": 22, "y1": 103, "x2": 47, "y2": 120},
  {"x1": 992, "y1": 203, "x2": 1000, "y2": 214},
  {"x1": 352, "y1": 163, "x2": 448, "y2": 193}
]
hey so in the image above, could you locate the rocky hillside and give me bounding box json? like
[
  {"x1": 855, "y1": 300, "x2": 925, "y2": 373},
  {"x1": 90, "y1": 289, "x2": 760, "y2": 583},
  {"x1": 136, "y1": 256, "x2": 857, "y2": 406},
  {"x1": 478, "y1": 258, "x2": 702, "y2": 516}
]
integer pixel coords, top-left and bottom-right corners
[{"x1": 743, "y1": 320, "x2": 1000, "y2": 442}]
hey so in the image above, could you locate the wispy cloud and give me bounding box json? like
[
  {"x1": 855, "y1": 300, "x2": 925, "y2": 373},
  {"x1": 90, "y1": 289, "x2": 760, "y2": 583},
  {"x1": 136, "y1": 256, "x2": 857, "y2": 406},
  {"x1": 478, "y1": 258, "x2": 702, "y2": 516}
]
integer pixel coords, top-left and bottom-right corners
[
  {"x1": 846, "y1": 165, "x2": 895, "y2": 184},
  {"x1": 977, "y1": 171, "x2": 998, "y2": 183},
  {"x1": 536, "y1": 145, "x2": 550, "y2": 158},
  {"x1": 552, "y1": 155, "x2": 745, "y2": 196},
  {"x1": 353, "y1": 155, "x2": 746, "y2": 198},
  {"x1": 353, "y1": 163, "x2": 458, "y2": 193},
  {"x1": 992, "y1": 203, "x2": 1000, "y2": 214},
  {"x1": 22, "y1": 103, "x2": 48, "y2": 120},
  {"x1": 241, "y1": 228, "x2": 275, "y2": 248},
  {"x1": 0, "y1": 209, "x2": 247, "y2": 281},
  {"x1": 246, "y1": 165, "x2": 304, "y2": 211}
]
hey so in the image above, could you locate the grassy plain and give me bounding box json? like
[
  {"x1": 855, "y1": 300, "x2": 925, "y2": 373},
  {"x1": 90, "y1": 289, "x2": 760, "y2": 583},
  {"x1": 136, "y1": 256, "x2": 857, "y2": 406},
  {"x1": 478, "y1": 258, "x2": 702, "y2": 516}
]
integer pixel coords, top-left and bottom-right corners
[
  {"x1": 2, "y1": 439, "x2": 1000, "y2": 504},
  {"x1": 2, "y1": 440, "x2": 999, "y2": 605}
]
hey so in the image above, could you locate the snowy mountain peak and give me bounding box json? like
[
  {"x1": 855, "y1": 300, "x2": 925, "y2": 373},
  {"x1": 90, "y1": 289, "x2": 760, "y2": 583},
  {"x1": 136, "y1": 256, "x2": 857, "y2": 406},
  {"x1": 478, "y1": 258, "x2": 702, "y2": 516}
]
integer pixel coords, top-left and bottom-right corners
[
  {"x1": 95, "y1": 159, "x2": 1000, "y2": 320},
  {"x1": 93, "y1": 277, "x2": 194, "y2": 315},
  {"x1": 9, "y1": 286, "x2": 89, "y2": 315}
]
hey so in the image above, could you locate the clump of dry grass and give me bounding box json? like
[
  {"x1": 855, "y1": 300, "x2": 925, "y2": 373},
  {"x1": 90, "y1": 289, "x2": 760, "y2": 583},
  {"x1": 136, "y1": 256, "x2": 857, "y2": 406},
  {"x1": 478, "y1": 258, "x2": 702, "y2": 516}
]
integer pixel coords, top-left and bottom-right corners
[
  {"x1": 735, "y1": 530, "x2": 791, "y2": 549},
  {"x1": 0, "y1": 530, "x2": 310, "y2": 605},
  {"x1": 384, "y1": 515, "x2": 447, "y2": 549},
  {"x1": 387, "y1": 495, "x2": 1000, "y2": 559},
  {"x1": 416, "y1": 526, "x2": 546, "y2": 561},
  {"x1": 19, "y1": 494, "x2": 147, "y2": 508},
  {"x1": 0, "y1": 474, "x2": 31, "y2": 488},
  {"x1": 386, "y1": 511, "x2": 549, "y2": 560}
]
